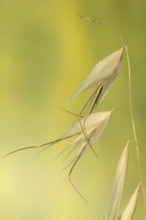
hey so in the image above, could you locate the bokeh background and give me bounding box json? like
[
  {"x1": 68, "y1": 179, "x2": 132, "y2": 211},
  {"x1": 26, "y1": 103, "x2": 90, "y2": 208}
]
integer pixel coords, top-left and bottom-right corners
[{"x1": 0, "y1": 0, "x2": 146, "y2": 219}]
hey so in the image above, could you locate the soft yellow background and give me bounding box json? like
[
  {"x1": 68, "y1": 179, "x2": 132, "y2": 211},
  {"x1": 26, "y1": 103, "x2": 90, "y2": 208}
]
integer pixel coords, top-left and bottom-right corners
[{"x1": 0, "y1": 0, "x2": 145, "y2": 219}]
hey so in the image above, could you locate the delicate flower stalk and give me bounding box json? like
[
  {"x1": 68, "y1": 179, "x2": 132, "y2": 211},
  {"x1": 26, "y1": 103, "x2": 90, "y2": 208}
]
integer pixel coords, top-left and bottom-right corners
[{"x1": 126, "y1": 46, "x2": 146, "y2": 209}]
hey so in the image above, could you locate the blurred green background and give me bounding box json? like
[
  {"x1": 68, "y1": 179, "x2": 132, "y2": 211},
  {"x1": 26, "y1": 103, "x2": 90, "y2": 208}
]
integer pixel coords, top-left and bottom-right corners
[{"x1": 0, "y1": 0, "x2": 146, "y2": 219}]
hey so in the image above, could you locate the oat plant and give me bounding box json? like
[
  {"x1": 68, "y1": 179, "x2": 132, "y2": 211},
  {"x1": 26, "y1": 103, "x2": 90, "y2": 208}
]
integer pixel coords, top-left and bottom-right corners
[
  {"x1": 76, "y1": 15, "x2": 146, "y2": 211},
  {"x1": 1, "y1": 15, "x2": 144, "y2": 219}
]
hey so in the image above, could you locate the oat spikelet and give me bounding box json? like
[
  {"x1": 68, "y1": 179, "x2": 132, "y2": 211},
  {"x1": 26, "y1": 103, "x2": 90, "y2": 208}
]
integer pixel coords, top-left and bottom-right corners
[
  {"x1": 67, "y1": 48, "x2": 123, "y2": 114},
  {"x1": 108, "y1": 141, "x2": 129, "y2": 220},
  {"x1": 1, "y1": 111, "x2": 112, "y2": 160},
  {"x1": 120, "y1": 183, "x2": 140, "y2": 220},
  {"x1": 1, "y1": 111, "x2": 112, "y2": 203}
]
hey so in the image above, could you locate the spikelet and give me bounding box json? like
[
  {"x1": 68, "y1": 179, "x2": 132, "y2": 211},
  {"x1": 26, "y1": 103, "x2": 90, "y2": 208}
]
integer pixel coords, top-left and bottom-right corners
[
  {"x1": 1, "y1": 110, "x2": 112, "y2": 202},
  {"x1": 120, "y1": 183, "x2": 140, "y2": 220},
  {"x1": 67, "y1": 48, "x2": 123, "y2": 114},
  {"x1": 1, "y1": 111, "x2": 112, "y2": 173},
  {"x1": 108, "y1": 141, "x2": 129, "y2": 220}
]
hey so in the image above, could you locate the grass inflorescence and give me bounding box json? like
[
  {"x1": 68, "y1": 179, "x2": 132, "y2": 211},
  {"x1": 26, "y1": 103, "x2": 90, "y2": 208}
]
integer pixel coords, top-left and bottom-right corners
[{"x1": 1, "y1": 15, "x2": 145, "y2": 220}]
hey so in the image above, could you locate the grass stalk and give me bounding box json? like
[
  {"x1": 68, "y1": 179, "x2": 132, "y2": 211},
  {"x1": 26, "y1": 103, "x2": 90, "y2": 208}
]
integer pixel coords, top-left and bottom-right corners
[{"x1": 126, "y1": 46, "x2": 146, "y2": 209}]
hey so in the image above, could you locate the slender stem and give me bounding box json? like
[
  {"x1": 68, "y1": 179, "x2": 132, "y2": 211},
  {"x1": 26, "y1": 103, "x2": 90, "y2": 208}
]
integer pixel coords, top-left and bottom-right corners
[{"x1": 126, "y1": 46, "x2": 146, "y2": 208}]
